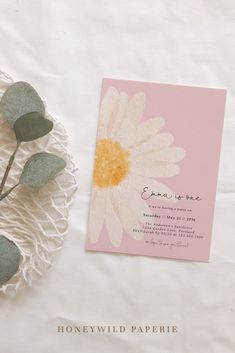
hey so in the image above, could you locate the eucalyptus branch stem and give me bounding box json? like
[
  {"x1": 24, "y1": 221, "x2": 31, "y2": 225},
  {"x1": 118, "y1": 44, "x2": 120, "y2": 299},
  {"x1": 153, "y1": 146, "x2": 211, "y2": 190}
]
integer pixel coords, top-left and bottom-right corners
[
  {"x1": 0, "y1": 141, "x2": 20, "y2": 195},
  {"x1": 0, "y1": 183, "x2": 19, "y2": 201}
]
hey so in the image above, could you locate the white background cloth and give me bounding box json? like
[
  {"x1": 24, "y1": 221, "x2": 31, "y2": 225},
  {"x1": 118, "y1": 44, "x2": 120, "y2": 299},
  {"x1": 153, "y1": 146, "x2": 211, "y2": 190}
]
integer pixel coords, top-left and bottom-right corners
[{"x1": 0, "y1": 1, "x2": 235, "y2": 352}]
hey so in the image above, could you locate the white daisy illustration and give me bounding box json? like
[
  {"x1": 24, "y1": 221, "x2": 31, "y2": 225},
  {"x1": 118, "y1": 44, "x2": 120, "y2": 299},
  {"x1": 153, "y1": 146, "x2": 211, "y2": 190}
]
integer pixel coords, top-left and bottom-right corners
[{"x1": 88, "y1": 87, "x2": 186, "y2": 247}]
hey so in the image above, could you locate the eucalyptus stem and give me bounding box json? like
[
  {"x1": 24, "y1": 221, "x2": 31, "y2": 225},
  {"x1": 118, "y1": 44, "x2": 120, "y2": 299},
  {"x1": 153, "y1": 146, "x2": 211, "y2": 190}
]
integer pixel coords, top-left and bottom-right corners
[
  {"x1": 0, "y1": 183, "x2": 19, "y2": 201},
  {"x1": 0, "y1": 141, "x2": 20, "y2": 196}
]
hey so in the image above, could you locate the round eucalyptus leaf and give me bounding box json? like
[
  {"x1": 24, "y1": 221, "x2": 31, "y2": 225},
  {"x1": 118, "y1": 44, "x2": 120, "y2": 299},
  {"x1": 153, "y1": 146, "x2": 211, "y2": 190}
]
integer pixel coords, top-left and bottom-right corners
[
  {"x1": 0, "y1": 81, "x2": 45, "y2": 127},
  {"x1": 0, "y1": 235, "x2": 21, "y2": 286},
  {"x1": 20, "y1": 152, "x2": 66, "y2": 189},
  {"x1": 14, "y1": 112, "x2": 53, "y2": 142}
]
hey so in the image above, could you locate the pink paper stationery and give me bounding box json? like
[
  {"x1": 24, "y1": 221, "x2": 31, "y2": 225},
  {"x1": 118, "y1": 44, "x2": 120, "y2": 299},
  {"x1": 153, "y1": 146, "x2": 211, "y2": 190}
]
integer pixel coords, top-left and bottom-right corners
[{"x1": 86, "y1": 78, "x2": 226, "y2": 262}]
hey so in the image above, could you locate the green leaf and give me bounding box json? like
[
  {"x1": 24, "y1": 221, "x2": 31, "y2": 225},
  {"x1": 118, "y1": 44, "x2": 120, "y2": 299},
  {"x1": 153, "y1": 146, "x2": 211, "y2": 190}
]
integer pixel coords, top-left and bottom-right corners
[
  {"x1": 20, "y1": 152, "x2": 66, "y2": 189},
  {"x1": 0, "y1": 235, "x2": 21, "y2": 286},
  {"x1": 0, "y1": 81, "x2": 45, "y2": 127},
  {"x1": 14, "y1": 112, "x2": 53, "y2": 142}
]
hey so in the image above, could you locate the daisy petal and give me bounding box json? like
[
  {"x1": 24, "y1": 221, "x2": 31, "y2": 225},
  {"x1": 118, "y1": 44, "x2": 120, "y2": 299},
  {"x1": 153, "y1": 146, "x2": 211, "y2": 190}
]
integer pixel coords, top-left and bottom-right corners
[
  {"x1": 126, "y1": 92, "x2": 146, "y2": 124},
  {"x1": 110, "y1": 92, "x2": 128, "y2": 138},
  {"x1": 98, "y1": 87, "x2": 119, "y2": 138},
  {"x1": 132, "y1": 163, "x2": 180, "y2": 178},
  {"x1": 117, "y1": 92, "x2": 146, "y2": 147},
  {"x1": 111, "y1": 187, "x2": 143, "y2": 240},
  {"x1": 88, "y1": 189, "x2": 107, "y2": 243},
  {"x1": 126, "y1": 117, "x2": 165, "y2": 148},
  {"x1": 106, "y1": 192, "x2": 123, "y2": 247},
  {"x1": 128, "y1": 174, "x2": 177, "y2": 203},
  {"x1": 120, "y1": 182, "x2": 152, "y2": 218},
  {"x1": 130, "y1": 133, "x2": 174, "y2": 157},
  {"x1": 152, "y1": 147, "x2": 186, "y2": 163},
  {"x1": 133, "y1": 147, "x2": 186, "y2": 165}
]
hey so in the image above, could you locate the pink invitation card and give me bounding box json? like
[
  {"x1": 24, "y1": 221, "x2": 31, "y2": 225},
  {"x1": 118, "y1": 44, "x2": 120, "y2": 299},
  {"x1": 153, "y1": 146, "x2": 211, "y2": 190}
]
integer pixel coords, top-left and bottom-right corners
[{"x1": 86, "y1": 78, "x2": 226, "y2": 262}]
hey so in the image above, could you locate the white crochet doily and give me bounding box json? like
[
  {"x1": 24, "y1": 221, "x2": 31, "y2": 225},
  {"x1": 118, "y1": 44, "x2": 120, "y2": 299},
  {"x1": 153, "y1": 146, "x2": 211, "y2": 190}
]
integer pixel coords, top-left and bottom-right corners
[{"x1": 0, "y1": 70, "x2": 78, "y2": 296}]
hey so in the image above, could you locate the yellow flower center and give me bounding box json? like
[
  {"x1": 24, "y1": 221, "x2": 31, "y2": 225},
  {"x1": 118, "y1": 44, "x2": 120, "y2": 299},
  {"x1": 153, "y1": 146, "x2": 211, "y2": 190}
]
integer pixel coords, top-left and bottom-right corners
[{"x1": 93, "y1": 138, "x2": 130, "y2": 188}]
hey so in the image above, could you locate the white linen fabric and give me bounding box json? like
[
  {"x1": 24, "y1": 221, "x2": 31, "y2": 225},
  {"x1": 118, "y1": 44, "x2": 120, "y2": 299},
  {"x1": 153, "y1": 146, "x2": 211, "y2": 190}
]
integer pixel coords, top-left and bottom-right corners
[{"x1": 0, "y1": 1, "x2": 234, "y2": 352}]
